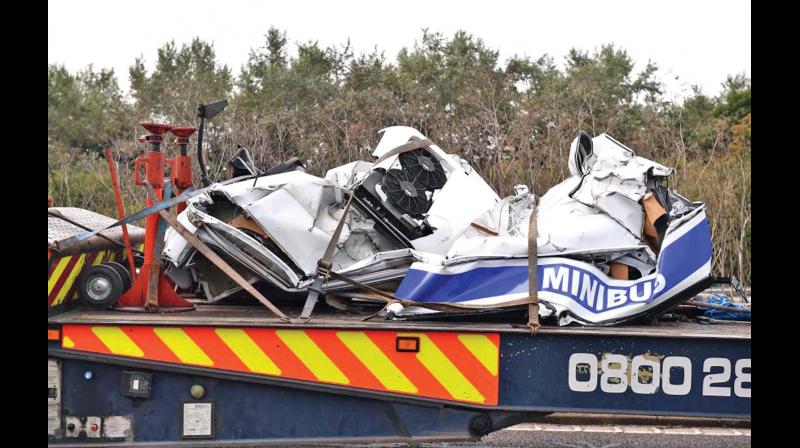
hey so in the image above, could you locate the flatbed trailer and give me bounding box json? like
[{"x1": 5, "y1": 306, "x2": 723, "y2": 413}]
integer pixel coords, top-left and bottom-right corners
[{"x1": 47, "y1": 303, "x2": 750, "y2": 446}]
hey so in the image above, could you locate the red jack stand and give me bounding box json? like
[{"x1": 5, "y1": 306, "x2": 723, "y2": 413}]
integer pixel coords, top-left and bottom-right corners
[
  {"x1": 117, "y1": 122, "x2": 194, "y2": 312},
  {"x1": 167, "y1": 127, "x2": 197, "y2": 215}
]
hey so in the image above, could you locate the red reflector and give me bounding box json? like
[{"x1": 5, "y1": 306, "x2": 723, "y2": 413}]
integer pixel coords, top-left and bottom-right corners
[
  {"x1": 48, "y1": 329, "x2": 60, "y2": 341},
  {"x1": 396, "y1": 336, "x2": 420, "y2": 352}
]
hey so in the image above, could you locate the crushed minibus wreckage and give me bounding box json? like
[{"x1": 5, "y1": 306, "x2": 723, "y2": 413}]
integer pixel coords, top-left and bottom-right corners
[{"x1": 162, "y1": 126, "x2": 712, "y2": 326}]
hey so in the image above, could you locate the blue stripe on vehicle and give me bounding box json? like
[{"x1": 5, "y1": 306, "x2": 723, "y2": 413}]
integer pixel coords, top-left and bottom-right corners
[{"x1": 397, "y1": 216, "x2": 712, "y2": 312}]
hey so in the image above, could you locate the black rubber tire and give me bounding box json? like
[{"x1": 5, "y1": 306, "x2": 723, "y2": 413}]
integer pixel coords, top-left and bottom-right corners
[
  {"x1": 106, "y1": 261, "x2": 133, "y2": 292},
  {"x1": 77, "y1": 264, "x2": 124, "y2": 308}
]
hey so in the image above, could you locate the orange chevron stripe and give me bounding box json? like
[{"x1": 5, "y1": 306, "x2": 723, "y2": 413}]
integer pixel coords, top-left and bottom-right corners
[
  {"x1": 60, "y1": 325, "x2": 499, "y2": 405},
  {"x1": 246, "y1": 328, "x2": 315, "y2": 380},
  {"x1": 127, "y1": 327, "x2": 181, "y2": 363},
  {"x1": 183, "y1": 327, "x2": 245, "y2": 369},
  {"x1": 307, "y1": 330, "x2": 385, "y2": 390},
  {"x1": 368, "y1": 330, "x2": 453, "y2": 400},
  {"x1": 427, "y1": 333, "x2": 497, "y2": 403},
  {"x1": 62, "y1": 325, "x2": 112, "y2": 353}
]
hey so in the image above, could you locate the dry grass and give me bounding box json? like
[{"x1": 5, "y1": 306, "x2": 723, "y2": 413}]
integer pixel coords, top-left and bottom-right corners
[{"x1": 48, "y1": 116, "x2": 750, "y2": 287}]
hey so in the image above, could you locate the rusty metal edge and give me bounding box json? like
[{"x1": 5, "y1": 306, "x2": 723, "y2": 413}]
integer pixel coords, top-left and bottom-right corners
[{"x1": 48, "y1": 311, "x2": 751, "y2": 340}]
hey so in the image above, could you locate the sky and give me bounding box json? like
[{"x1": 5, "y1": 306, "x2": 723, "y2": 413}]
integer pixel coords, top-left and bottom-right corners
[{"x1": 48, "y1": 0, "x2": 750, "y2": 100}]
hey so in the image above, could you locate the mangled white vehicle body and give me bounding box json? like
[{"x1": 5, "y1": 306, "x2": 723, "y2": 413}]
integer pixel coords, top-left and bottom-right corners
[{"x1": 163, "y1": 127, "x2": 712, "y2": 326}]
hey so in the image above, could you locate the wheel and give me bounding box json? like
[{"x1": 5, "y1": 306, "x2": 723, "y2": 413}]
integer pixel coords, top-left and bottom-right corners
[
  {"x1": 106, "y1": 261, "x2": 133, "y2": 292},
  {"x1": 77, "y1": 264, "x2": 124, "y2": 308}
]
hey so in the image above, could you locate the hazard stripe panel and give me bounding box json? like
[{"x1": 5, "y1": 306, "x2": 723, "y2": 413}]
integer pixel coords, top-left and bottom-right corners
[
  {"x1": 61, "y1": 325, "x2": 500, "y2": 405},
  {"x1": 48, "y1": 248, "x2": 129, "y2": 307}
]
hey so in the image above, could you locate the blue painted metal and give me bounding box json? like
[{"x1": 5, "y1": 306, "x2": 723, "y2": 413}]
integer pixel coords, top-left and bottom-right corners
[
  {"x1": 54, "y1": 358, "x2": 515, "y2": 444},
  {"x1": 48, "y1": 318, "x2": 750, "y2": 445},
  {"x1": 498, "y1": 332, "x2": 751, "y2": 418}
]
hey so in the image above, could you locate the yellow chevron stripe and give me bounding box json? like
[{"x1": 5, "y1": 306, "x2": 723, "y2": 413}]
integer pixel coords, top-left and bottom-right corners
[
  {"x1": 91, "y1": 251, "x2": 106, "y2": 266},
  {"x1": 215, "y1": 328, "x2": 281, "y2": 375},
  {"x1": 153, "y1": 328, "x2": 213, "y2": 366},
  {"x1": 401, "y1": 333, "x2": 484, "y2": 403},
  {"x1": 457, "y1": 334, "x2": 499, "y2": 376},
  {"x1": 337, "y1": 331, "x2": 417, "y2": 393},
  {"x1": 91, "y1": 326, "x2": 144, "y2": 357},
  {"x1": 276, "y1": 330, "x2": 349, "y2": 385},
  {"x1": 48, "y1": 257, "x2": 71, "y2": 295},
  {"x1": 62, "y1": 336, "x2": 75, "y2": 348},
  {"x1": 53, "y1": 254, "x2": 87, "y2": 306}
]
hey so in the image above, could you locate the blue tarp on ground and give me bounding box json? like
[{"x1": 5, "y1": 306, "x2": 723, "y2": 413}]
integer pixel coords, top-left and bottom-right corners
[{"x1": 700, "y1": 293, "x2": 751, "y2": 322}]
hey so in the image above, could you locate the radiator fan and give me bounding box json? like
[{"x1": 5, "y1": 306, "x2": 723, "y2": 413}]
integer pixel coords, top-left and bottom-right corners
[
  {"x1": 382, "y1": 169, "x2": 431, "y2": 216},
  {"x1": 400, "y1": 149, "x2": 447, "y2": 189}
]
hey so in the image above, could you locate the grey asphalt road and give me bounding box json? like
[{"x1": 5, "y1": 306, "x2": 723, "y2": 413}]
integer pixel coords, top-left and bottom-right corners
[
  {"x1": 342, "y1": 423, "x2": 751, "y2": 448},
  {"x1": 293, "y1": 414, "x2": 751, "y2": 448},
  {"x1": 445, "y1": 424, "x2": 749, "y2": 448}
]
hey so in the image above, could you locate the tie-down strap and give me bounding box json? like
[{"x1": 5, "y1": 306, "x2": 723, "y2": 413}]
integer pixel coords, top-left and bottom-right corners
[{"x1": 301, "y1": 138, "x2": 434, "y2": 321}]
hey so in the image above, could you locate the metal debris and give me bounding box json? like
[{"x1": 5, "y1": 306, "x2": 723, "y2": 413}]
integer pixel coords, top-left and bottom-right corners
[{"x1": 161, "y1": 128, "x2": 712, "y2": 326}]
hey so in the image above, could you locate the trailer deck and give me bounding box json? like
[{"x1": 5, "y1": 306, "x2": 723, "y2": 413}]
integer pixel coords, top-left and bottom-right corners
[
  {"x1": 48, "y1": 302, "x2": 750, "y2": 446},
  {"x1": 50, "y1": 303, "x2": 750, "y2": 338}
]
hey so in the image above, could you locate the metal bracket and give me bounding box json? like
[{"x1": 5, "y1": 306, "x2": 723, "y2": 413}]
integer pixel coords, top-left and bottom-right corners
[
  {"x1": 712, "y1": 275, "x2": 749, "y2": 304},
  {"x1": 300, "y1": 274, "x2": 327, "y2": 322},
  {"x1": 730, "y1": 275, "x2": 749, "y2": 303}
]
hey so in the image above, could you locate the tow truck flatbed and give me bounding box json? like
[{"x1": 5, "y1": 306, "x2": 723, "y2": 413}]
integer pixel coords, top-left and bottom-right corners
[
  {"x1": 50, "y1": 303, "x2": 750, "y2": 339},
  {"x1": 48, "y1": 303, "x2": 750, "y2": 446}
]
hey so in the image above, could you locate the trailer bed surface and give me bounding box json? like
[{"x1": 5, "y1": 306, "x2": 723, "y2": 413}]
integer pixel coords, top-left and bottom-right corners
[{"x1": 49, "y1": 303, "x2": 750, "y2": 339}]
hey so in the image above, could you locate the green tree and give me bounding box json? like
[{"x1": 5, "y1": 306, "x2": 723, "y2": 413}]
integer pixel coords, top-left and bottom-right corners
[
  {"x1": 129, "y1": 38, "x2": 233, "y2": 124},
  {"x1": 714, "y1": 73, "x2": 751, "y2": 119},
  {"x1": 48, "y1": 64, "x2": 130, "y2": 150}
]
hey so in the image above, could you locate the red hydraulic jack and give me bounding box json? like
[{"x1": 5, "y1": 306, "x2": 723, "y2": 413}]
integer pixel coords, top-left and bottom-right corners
[
  {"x1": 167, "y1": 127, "x2": 197, "y2": 214},
  {"x1": 116, "y1": 122, "x2": 194, "y2": 311}
]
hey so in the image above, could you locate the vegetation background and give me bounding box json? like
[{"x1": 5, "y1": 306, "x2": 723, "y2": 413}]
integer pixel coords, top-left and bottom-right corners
[{"x1": 48, "y1": 29, "x2": 751, "y2": 284}]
